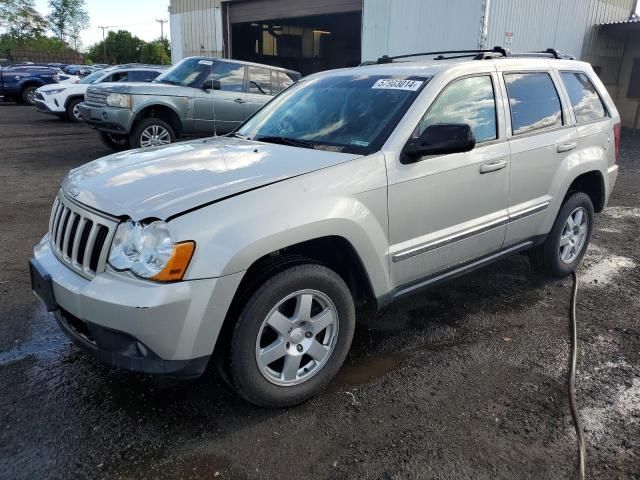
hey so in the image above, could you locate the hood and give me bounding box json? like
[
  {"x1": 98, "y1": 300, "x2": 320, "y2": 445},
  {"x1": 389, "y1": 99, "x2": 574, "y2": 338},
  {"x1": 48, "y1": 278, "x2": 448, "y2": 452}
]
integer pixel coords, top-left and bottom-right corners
[
  {"x1": 39, "y1": 82, "x2": 85, "y2": 93},
  {"x1": 62, "y1": 137, "x2": 361, "y2": 220},
  {"x1": 88, "y1": 81, "x2": 192, "y2": 96}
]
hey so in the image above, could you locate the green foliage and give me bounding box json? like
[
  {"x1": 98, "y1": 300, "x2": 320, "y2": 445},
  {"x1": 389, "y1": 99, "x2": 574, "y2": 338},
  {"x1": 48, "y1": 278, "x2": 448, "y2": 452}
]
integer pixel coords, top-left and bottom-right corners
[
  {"x1": 86, "y1": 30, "x2": 145, "y2": 64},
  {"x1": 0, "y1": 32, "x2": 67, "y2": 58},
  {"x1": 47, "y1": 0, "x2": 89, "y2": 46},
  {"x1": 0, "y1": 0, "x2": 48, "y2": 39},
  {"x1": 140, "y1": 41, "x2": 170, "y2": 65}
]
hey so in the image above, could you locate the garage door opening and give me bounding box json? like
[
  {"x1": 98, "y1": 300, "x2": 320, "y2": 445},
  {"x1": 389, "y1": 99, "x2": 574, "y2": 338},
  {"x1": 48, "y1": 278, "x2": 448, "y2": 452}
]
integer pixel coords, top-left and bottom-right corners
[{"x1": 231, "y1": 12, "x2": 361, "y2": 76}]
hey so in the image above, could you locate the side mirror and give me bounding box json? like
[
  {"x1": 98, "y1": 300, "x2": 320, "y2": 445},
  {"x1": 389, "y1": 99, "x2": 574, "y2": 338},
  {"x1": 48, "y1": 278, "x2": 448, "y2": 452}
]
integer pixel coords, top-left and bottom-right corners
[
  {"x1": 402, "y1": 123, "x2": 475, "y2": 163},
  {"x1": 202, "y1": 79, "x2": 221, "y2": 91}
]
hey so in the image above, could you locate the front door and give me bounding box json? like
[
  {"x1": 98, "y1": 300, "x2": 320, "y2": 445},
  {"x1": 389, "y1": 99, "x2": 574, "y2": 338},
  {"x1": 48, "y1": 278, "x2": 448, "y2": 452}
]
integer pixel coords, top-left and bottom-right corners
[
  {"x1": 193, "y1": 61, "x2": 247, "y2": 135},
  {"x1": 387, "y1": 73, "x2": 510, "y2": 289}
]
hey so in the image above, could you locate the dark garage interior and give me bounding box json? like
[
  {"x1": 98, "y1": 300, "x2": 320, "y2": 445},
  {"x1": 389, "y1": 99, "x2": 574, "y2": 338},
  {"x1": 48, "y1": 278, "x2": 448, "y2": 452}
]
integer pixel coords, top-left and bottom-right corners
[{"x1": 231, "y1": 12, "x2": 361, "y2": 76}]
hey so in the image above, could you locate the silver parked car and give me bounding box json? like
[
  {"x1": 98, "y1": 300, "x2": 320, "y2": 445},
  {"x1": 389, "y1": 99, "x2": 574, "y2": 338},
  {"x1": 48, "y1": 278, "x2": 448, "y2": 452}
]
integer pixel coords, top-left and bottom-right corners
[
  {"x1": 32, "y1": 49, "x2": 619, "y2": 407},
  {"x1": 78, "y1": 56, "x2": 301, "y2": 150}
]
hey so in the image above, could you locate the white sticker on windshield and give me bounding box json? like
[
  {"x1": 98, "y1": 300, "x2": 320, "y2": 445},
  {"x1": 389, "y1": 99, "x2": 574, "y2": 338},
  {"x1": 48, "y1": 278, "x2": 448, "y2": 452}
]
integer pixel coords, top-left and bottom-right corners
[
  {"x1": 372, "y1": 79, "x2": 423, "y2": 91},
  {"x1": 198, "y1": 60, "x2": 213, "y2": 66}
]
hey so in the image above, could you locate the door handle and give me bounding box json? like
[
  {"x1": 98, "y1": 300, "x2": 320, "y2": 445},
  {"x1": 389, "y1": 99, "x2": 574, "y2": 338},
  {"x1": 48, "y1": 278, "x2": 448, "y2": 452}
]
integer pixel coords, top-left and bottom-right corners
[
  {"x1": 557, "y1": 142, "x2": 577, "y2": 153},
  {"x1": 234, "y1": 98, "x2": 246, "y2": 104},
  {"x1": 479, "y1": 159, "x2": 507, "y2": 174}
]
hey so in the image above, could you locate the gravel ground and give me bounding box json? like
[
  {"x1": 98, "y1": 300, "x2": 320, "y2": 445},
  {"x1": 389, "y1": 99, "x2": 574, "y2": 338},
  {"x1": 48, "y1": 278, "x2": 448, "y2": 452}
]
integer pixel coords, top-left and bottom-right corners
[{"x1": 0, "y1": 103, "x2": 639, "y2": 480}]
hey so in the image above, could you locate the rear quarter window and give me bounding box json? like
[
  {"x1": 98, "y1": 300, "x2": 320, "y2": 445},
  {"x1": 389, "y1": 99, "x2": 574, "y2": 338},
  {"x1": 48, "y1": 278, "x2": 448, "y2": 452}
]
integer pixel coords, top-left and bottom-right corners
[
  {"x1": 560, "y1": 72, "x2": 607, "y2": 124},
  {"x1": 504, "y1": 72, "x2": 563, "y2": 135}
]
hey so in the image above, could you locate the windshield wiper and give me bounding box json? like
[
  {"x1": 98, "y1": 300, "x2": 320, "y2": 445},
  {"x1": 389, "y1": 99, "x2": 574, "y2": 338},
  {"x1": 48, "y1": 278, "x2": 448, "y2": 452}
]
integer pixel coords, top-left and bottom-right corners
[{"x1": 253, "y1": 136, "x2": 315, "y2": 149}]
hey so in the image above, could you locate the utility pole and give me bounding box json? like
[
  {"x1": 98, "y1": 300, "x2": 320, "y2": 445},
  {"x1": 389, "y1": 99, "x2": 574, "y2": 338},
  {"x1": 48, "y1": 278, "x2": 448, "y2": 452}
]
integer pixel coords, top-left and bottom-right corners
[
  {"x1": 98, "y1": 26, "x2": 110, "y2": 63},
  {"x1": 156, "y1": 19, "x2": 168, "y2": 40}
]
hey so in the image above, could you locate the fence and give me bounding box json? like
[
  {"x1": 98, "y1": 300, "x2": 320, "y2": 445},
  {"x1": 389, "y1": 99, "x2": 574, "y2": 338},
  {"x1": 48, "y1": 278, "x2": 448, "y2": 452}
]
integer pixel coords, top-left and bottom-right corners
[{"x1": 8, "y1": 48, "x2": 84, "y2": 64}]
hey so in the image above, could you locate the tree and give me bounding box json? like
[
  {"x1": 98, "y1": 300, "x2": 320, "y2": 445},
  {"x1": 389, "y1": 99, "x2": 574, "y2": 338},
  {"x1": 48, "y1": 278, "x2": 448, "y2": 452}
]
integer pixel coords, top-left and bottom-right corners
[
  {"x1": 86, "y1": 30, "x2": 145, "y2": 64},
  {"x1": 0, "y1": 0, "x2": 48, "y2": 39},
  {"x1": 47, "y1": 0, "x2": 88, "y2": 44},
  {"x1": 140, "y1": 41, "x2": 170, "y2": 65}
]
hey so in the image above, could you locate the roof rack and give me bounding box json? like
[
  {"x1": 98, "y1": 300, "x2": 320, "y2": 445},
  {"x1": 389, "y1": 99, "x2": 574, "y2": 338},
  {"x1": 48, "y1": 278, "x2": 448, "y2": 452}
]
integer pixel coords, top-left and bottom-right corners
[{"x1": 373, "y1": 46, "x2": 575, "y2": 64}]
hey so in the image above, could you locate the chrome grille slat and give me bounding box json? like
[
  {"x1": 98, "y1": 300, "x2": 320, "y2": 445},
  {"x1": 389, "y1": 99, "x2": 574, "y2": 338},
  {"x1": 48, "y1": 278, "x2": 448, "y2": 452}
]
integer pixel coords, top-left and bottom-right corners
[
  {"x1": 85, "y1": 89, "x2": 108, "y2": 107},
  {"x1": 48, "y1": 193, "x2": 117, "y2": 279}
]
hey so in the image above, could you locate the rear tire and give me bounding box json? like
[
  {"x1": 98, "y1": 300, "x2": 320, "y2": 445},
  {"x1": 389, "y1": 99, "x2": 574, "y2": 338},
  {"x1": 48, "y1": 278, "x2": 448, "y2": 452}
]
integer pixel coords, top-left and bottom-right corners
[
  {"x1": 99, "y1": 131, "x2": 130, "y2": 151},
  {"x1": 65, "y1": 98, "x2": 83, "y2": 122},
  {"x1": 130, "y1": 117, "x2": 175, "y2": 149},
  {"x1": 530, "y1": 192, "x2": 594, "y2": 277},
  {"x1": 21, "y1": 86, "x2": 38, "y2": 106},
  {"x1": 229, "y1": 263, "x2": 355, "y2": 407}
]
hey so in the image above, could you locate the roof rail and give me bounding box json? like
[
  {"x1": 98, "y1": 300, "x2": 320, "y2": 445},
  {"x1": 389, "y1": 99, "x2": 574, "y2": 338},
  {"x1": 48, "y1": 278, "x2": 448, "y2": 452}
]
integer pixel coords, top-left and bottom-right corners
[
  {"x1": 369, "y1": 46, "x2": 575, "y2": 65},
  {"x1": 376, "y1": 46, "x2": 509, "y2": 64}
]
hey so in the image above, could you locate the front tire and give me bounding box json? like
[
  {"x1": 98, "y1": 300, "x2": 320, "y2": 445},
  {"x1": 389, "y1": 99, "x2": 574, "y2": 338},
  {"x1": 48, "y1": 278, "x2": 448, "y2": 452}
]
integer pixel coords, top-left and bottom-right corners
[
  {"x1": 130, "y1": 117, "x2": 175, "y2": 148},
  {"x1": 65, "y1": 98, "x2": 83, "y2": 122},
  {"x1": 530, "y1": 192, "x2": 594, "y2": 277},
  {"x1": 229, "y1": 264, "x2": 356, "y2": 407}
]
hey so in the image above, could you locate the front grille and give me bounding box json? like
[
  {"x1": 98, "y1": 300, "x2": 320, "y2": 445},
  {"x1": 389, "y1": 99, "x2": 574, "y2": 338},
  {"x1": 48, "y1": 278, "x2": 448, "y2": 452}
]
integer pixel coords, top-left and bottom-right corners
[
  {"x1": 48, "y1": 193, "x2": 117, "y2": 278},
  {"x1": 85, "y1": 89, "x2": 108, "y2": 107}
]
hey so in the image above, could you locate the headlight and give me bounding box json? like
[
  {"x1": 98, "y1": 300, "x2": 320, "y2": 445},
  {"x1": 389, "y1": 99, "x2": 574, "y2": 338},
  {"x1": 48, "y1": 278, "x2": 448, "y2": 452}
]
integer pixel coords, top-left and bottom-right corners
[
  {"x1": 108, "y1": 220, "x2": 195, "y2": 281},
  {"x1": 45, "y1": 88, "x2": 66, "y2": 95},
  {"x1": 106, "y1": 93, "x2": 131, "y2": 108}
]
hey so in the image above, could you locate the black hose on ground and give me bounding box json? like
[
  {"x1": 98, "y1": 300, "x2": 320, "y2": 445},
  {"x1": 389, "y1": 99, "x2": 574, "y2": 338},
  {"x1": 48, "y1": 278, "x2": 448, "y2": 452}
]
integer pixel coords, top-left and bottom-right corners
[{"x1": 569, "y1": 271, "x2": 586, "y2": 480}]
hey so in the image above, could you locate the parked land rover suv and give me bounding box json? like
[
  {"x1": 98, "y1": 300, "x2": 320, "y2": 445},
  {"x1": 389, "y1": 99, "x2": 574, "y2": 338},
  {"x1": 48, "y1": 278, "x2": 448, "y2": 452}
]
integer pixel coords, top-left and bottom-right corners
[
  {"x1": 78, "y1": 56, "x2": 301, "y2": 150},
  {"x1": 31, "y1": 49, "x2": 620, "y2": 407}
]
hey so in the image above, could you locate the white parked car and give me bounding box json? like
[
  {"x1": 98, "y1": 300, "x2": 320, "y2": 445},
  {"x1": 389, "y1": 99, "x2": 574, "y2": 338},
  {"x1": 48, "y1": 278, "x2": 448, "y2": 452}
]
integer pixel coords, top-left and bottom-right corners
[{"x1": 33, "y1": 65, "x2": 165, "y2": 122}]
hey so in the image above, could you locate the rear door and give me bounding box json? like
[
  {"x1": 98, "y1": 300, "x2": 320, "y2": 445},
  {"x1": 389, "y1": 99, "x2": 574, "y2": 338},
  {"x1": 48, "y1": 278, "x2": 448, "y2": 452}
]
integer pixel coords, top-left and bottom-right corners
[
  {"x1": 500, "y1": 68, "x2": 579, "y2": 246},
  {"x1": 194, "y1": 61, "x2": 246, "y2": 134},
  {"x1": 245, "y1": 66, "x2": 274, "y2": 117}
]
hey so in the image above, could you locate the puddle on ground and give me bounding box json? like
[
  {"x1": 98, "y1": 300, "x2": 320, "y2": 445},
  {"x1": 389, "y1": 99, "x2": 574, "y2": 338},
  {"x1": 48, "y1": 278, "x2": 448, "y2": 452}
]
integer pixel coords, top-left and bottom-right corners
[
  {"x1": 0, "y1": 308, "x2": 68, "y2": 366},
  {"x1": 333, "y1": 353, "x2": 402, "y2": 386},
  {"x1": 580, "y1": 244, "x2": 636, "y2": 287},
  {"x1": 603, "y1": 206, "x2": 640, "y2": 219}
]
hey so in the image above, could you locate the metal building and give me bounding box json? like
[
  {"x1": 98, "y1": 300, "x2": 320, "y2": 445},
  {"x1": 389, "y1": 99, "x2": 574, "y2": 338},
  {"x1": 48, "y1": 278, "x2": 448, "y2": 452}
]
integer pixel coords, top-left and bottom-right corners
[
  {"x1": 169, "y1": 0, "x2": 636, "y2": 75},
  {"x1": 169, "y1": 0, "x2": 224, "y2": 64}
]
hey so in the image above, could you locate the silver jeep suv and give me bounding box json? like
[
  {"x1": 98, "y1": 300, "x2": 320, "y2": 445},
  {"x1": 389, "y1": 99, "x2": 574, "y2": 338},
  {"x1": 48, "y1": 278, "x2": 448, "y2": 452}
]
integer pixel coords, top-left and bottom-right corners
[
  {"x1": 31, "y1": 48, "x2": 620, "y2": 407},
  {"x1": 79, "y1": 56, "x2": 301, "y2": 150}
]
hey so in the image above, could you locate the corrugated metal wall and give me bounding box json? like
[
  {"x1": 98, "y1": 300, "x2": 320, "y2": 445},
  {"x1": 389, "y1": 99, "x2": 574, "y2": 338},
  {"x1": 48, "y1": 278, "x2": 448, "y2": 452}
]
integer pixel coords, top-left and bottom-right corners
[
  {"x1": 362, "y1": 0, "x2": 634, "y2": 62},
  {"x1": 169, "y1": 0, "x2": 223, "y2": 62}
]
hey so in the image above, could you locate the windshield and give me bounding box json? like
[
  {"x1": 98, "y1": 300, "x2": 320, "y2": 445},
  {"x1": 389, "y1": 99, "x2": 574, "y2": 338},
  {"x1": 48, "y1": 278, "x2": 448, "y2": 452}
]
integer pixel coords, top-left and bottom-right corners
[
  {"x1": 237, "y1": 75, "x2": 429, "y2": 154},
  {"x1": 154, "y1": 57, "x2": 212, "y2": 87},
  {"x1": 79, "y1": 70, "x2": 106, "y2": 84}
]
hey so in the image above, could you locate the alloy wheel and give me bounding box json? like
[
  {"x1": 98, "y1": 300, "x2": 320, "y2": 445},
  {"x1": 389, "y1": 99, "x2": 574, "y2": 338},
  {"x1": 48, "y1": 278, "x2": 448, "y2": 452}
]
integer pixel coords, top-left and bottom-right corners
[
  {"x1": 559, "y1": 207, "x2": 589, "y2": 264},
  {"x1": 255, "y1": 289, "x2": 339, "y2": 386},
  {"x1": 139, "y1": 124, "x2": 171, "y2": 147}
]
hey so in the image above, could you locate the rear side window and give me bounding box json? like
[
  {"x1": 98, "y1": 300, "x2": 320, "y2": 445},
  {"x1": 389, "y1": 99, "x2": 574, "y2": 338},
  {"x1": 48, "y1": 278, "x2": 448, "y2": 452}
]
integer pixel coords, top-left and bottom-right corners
[
  {"x1": 249, "y1": 67, "x2": 272, "y2": 95},
  {"x1": 103, "y1": 71, "x2": 128, "y2": 82},
  {"x1": 504, "y1": 72, "x2": 563, "y2": 135},
  {"x1": 129, "y1": 70, "x2": 160, "y2": 82},
  {"x1": 417, "y1": 75, "x2": 497, "y2": 143},
  {"x1": 560, "y1": 72, "x2": 607, "y2": 124}
]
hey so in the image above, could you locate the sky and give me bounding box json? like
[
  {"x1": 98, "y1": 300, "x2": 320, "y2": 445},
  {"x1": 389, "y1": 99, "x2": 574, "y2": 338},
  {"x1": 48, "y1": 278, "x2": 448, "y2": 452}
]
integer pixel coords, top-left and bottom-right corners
[{"x1": 34, "y1": 0, "x2": 170, "y2": 50}]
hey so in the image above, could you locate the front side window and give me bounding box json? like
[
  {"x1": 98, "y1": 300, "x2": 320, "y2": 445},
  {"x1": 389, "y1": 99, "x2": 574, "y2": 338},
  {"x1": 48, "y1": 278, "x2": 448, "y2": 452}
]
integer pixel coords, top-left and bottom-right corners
[
  {"x1": 417, "y1": 75, "x2": 497, "y2": 143},
  {"x1": 504, "y1": 72, "x2": 563, "y2": 135},
  {"x1": 249, "y1": 67, "x2": 272, "y2": 95},
  {"x1": 237, "y1": 75, "x2": 429, "y2": 154},
  {"x1": 203, "y1": 62, "x2": 245, "y2": 91},
  {"x1": 560, "y1": 72, "x2": 607, "y2": 124}
]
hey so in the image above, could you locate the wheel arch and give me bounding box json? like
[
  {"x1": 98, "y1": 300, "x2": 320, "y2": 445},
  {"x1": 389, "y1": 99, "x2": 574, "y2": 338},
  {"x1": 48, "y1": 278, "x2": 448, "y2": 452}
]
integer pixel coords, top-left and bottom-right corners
[
  {"x1": 132, "y1": 103, "x2": 183, "y2": 137},
  {"x1": 64, "y1": 94, "x2": 84, "y2": 109},
  {"x1": 565, "y1": 170, "x2": 606, "y2": 213}
]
